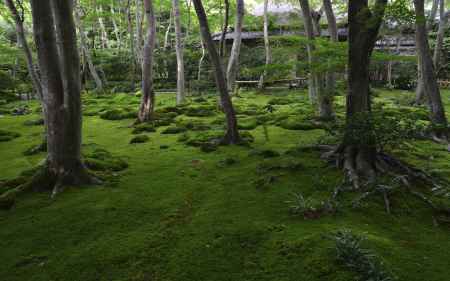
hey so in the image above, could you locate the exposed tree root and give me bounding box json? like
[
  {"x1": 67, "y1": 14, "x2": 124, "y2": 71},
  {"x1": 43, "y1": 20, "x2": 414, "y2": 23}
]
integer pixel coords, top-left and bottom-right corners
[
  {"x1": 0, "y1": 162, "x2": 101, "y2": 210},
  {"x1": 319, "y1": 144, "x2": 449, "y2": 217}
]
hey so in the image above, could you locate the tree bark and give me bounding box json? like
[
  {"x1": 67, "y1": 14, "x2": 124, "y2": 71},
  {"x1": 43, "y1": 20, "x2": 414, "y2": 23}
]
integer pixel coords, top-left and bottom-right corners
[
  {"x1": 74, "y1": 0, "x2": 104, "y2": 92},
  {"x1": 226, "y1": 0, "x2": 244, "y2": 93},
  {"x1": 414, "y1": 0, "x2": 448, "y2": 139},
  {"x1": 4, "y1": 0, "x2": 43, "y2": 102},
  {"x1": 135, "y1": 0, "x2": 144, "y2": 65},
  {"x1": 192, "y1": 0, "x2": 240, "y2": 144},
  {"x1": 416, "y1": 0, "x2": 440, "y2": 104},
  {"x1": 338, "y1": 0, "x2": 387, "y2": 185},
  {"x1": 30, "y1": 0, "x2": 93, "y2": 190},
  {"x1": 173, "y1": 0, "x2": 186, "y2": 104},
  {"x1": 138, "y1": 0, "x2": 157, "y2": 122},
  {"x1": 258, "y1": 0, "x2": 271, "y2": 89}
]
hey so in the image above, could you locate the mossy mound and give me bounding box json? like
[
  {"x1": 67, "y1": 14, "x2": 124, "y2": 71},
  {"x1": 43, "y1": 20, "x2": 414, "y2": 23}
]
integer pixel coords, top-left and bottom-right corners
[
  {"x1": 278, "y1": 117, "x2": 324, "y2": 131},
  {"x1": 184, "y1": 105, "x2": 216, "y2": 117},
  {"x1": 23, "y1": 118, "x2": 44, "y2": 126},
  {"x1": 84, "y1": 148, "x2": 128, "y2": 172},
  {"x1": 100, "y1": 109, "x2": 137, "y2": 120},
  {"x1": 161, "y1": 126, "x2": 187, "y2": 134},
  {"x1": 129, "y1": 134, "x2": 150, "y2": 144},
  {"x1": 132, "y1": 123, "x2": 156, "y2": 134},
  {"x1": 237, "y1": 117, "x2": 258, "y2": 130},
  {"x1": 176, "y1": 117, "x2": 211, "y2": 131},
  {"x1": 0, "y1": 129, "x2": 20, "y2": 142}
]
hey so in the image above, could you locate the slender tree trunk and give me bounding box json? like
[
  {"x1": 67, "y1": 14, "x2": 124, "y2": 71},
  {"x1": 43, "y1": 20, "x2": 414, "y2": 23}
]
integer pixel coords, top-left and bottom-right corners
[
  {"x1": 74, "y1": 0, "x2": 103, "y2": 92},
  {"x1": 433, "y1": 0, "x2": 449, "y2": 72},
  {"x1": 138, "y1": 0, "x2": 157, "y2": 122},
  {"x1": 30, "y1": 0, "x2": 94, "y2": 191},
  {"x1": 173, "y1": 0, "x2": 186, "y2": 104},
  {"x1": 127, "y1": 0, "x2": 137, "y2": 90},
  {"x1": 414, "y1": 0, "x2": 448, "y2": 140},
  {"x1": 258, "y1": 0, "x2": 271, "y2": 89},
  {"x1": 416, "y1": 0, "x2": 440, "y2": 104},
  {"x1": 97, "y1": 6, "x2": 109, "y2": 48},
  {"x1": 428, "y1": 0, "x2": 439, "y2": 28},
  {"x1": 135, "y1": 0, "x2": 144, "y2": 65},
  {"x1": 197, "y1": 37, "x2": 206, "y2": 81},
  {"x1": 219, "y1": 0, "x2": 230, "y2": 57},
  {"x1": 192, "y1": 0, "x2": 240, "y2": 144},
  {"x1": 323, "y1": 0, "x2": 338, "y2": 118},
  {"x1": 164, "y1": 10, "x2": 173, "y2": 50},
  {"x1": 4, "y1": 0, "x2": 43, "y2": 101},
  {"x1": 226, "y1": 0, "x2": 245, "y2": 93},
  {"x1": 299, "y1": 0, "x2": 332, "y2": 119},
  {"x1": 111, "y1": 3, "x2": 122, "y2": 50}
]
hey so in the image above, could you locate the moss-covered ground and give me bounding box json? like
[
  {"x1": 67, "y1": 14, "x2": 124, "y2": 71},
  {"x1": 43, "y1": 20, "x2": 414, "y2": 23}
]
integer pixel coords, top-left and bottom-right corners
[{"x1": 0, "y1": 89, "x2": 449, "y2": 281}]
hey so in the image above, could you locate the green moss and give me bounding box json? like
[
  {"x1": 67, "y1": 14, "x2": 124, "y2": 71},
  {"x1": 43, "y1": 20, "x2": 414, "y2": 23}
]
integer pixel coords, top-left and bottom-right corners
[{"x1": 0, "y1": 90, "x2": 450, "y2": 281}]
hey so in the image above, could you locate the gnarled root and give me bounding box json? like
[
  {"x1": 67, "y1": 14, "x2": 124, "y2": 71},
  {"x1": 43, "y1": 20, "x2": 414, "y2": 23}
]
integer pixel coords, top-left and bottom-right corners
[
  {"x1": 0, "y1": 161, "x2": 100, "y2": 210},
  {"x1": 321, "y1": 144, "x2": 449, "y2": 216}
]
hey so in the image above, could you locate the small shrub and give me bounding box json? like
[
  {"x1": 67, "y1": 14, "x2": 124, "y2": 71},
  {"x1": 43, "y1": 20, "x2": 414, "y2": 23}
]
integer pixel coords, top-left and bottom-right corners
[{"x1": 333, "y1": 230, "x2": 395, "y2": 281}]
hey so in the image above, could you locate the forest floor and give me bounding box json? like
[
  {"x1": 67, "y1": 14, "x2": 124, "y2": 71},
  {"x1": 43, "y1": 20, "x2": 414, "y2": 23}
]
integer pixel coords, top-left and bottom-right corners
[{"x1": 0, "y1": 88, "x2": 449, "y2": 281}]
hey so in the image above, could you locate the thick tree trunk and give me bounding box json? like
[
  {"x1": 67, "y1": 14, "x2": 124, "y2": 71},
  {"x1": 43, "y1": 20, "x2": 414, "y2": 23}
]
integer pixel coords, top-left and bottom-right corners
[
  {"x1": 299, "y1": 0, "x2": 333, "y2": 119},
  {"x1": 173, "y1": 0, "x2": 186, "y2": 105},
  {"x1": 4, "y1": 0, "x2": 43, "y2": 102},
  {"x1": 74, "y1": 0, "x2": 103, "y2": 92},
  {"x1": 219, "y1": 0, "x2": 230, "y2": 57},
  {"x1": 30, "y1": 0, "x2": 93, "y2": 191},
  {"x1": 226, "y1": 0, "x2": 244, "y2": 93},
  {"x1": 192, "y1": 0, "x2": 240, "y2": 144},
  {"x1": 337, "y1": 0, "x2": 387, "y2": 186},
  {"x1": 258, "y1": 0, "x2": 271, "y2": 89},
  {"x1": 414, "y1": 0, "x2": 448, "y2": 139},
  {"x1": 138, "y1": 0, "x2": 157, "y2": 122}
]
